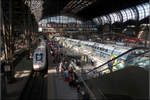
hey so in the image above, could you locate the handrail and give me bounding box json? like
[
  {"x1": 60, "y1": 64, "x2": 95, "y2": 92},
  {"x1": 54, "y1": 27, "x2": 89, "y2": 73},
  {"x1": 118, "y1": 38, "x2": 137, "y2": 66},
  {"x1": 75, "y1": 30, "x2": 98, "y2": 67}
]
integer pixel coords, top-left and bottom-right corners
[
  {"x1": 79, "y1": 76, "x2": 97, "y2": 100},
  {"x1": 86, "y1": 47, "x2": 149, "y2": 74},
  {"x1": 97, "y1": 49, "x2": 150, "y2": 73},
  {"x1": 133, "y1": 58, "x2": 150, "y2": 65},
  {"x1": 124, "y1": 50, "x2": 150, "y2": 64}
]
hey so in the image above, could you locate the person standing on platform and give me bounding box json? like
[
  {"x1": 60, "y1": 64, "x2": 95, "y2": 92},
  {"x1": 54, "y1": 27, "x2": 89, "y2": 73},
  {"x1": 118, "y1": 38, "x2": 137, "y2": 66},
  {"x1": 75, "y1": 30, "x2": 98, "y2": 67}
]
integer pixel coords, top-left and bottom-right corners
[
  {"x1": 108, "y1": 55, "x2": 117, "y2": 73},
  {"x1": 118, "y1": 60, "x2": 125, "y2": 70},
  {"x1": 59, "y1": 61, "x2": 63, "y2": 72},
  {"x1": 91, "y1": 59, "x2": 94, "y2": 66},
  {"x1": 56, "y1": 65, "x2": 59, "y2": 74},
  {"x1": 80, "y1": 91, "x2": 90, "y2": 100},
  {"x1": 63, "y1": 70, "x2": 68, "y2": 81},
  {"x1": 50, "y1": 48, "x2": 53, "y2": 55}
]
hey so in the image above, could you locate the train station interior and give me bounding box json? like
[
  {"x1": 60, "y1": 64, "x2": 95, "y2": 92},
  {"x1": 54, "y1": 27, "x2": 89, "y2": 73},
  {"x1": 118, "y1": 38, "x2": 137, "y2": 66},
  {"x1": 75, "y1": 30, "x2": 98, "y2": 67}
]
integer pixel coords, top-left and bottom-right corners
[{"x1": 1, "y1": 0, "x2": 150, "y2": 100}]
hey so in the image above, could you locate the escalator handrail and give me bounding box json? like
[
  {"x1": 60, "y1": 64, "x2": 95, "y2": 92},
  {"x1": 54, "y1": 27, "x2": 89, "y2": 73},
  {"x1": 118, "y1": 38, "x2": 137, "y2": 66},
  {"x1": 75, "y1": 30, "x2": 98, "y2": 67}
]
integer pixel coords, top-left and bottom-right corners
[
  {"x1": 86, "y1": 47, "x2": 149, "y2": 74},
  {"x1": 97, "y1": 50, "x2": 150, "y2": 73},
  {"x1": 123, "y1": 50, "x2": 150, "y2": 65}
]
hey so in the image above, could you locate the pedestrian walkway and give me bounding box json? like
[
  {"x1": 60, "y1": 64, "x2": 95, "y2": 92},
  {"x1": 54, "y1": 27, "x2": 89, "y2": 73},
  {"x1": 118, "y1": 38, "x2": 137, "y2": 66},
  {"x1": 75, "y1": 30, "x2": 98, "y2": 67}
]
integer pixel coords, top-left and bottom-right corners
[
  {"x1": 48, "y1": 68, "x2": 79, "y2": 100},
  {"x1": 6, "y1": 56, "x2": 33, "y2": 100},
  {"x1": 47, "y1": 45, "x2": 79, "y2": 100}
]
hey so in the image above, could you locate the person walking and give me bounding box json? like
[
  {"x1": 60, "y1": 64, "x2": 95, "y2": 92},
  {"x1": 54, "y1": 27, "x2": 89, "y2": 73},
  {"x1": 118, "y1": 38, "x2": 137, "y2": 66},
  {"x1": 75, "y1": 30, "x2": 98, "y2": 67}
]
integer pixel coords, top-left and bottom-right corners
[
  {"x1": 80, "y1": 91, "x2": 90, "y2": 100},
  {"x1": 56, "y1": 65, "x2": 59, "y2": 74},
  {"x1": 91, "y1": 59, "x2": 94, "y2": 66}
]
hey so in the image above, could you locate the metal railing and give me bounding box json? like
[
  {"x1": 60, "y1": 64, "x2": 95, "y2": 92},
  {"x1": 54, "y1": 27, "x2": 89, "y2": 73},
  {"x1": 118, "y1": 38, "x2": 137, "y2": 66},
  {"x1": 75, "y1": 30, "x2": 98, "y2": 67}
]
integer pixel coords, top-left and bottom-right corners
[
  {"x1": 97, "y1": 49, "x2": 150, "y2": 74},
  {"x1": 78, "y1": 47, "x2": 149, "y2": 100},
  {"x1": 86, "y1": 47, "x2": 150, "y2": 74}
]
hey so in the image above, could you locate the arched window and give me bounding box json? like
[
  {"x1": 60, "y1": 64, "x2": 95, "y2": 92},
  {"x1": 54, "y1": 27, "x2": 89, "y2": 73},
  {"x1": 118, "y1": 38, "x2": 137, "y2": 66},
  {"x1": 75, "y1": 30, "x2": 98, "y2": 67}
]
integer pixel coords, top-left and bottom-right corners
[{"x1": 40, "y1": 16, "x2": 82, "y2": 24}]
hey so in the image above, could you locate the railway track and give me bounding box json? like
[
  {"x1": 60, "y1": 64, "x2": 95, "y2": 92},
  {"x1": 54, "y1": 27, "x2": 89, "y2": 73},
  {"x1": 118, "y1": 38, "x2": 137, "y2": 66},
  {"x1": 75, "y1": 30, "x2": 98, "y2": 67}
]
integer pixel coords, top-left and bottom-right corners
[{"x1": 19, "y1": 71, "x2": 47, "y2": 100}]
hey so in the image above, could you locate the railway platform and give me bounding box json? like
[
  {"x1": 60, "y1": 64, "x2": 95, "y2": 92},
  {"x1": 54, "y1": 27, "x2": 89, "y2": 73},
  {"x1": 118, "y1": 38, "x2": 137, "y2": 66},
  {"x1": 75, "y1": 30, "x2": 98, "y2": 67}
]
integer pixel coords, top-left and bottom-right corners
[
  {"x1": 47, "y1": 49, "x2": 79, "y2": 100},
  {"x1": 6, "y1": 56, "x2": 33, "y2": 100}
]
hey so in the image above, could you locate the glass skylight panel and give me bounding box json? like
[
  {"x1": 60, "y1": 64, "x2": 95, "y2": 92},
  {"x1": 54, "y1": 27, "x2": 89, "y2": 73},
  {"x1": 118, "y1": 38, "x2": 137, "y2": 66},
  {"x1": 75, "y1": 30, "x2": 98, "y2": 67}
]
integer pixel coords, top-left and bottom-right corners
[
  {"x1": 39, "y1": 16, "x2": 83, "y2": 24},
  {"x1": 101, "y1": 17, "x2": 105, "y2": 24},
  {"x1": 129, "y1": 8, "x2": 136, "y2": 20},
  {"x1": 43, "y1": 19, "x2": 47, "y2": 23},
  {"x1": 124, "y1": 9, "x2": 132, "y2": 20},
  {"x1": 113, "y1": 13, "x2": 119, "y2": 22},
  {"x1": 98, "y1": 18, "x2": 102, "y2": 25},
  {"x1": 136, "y1": 5, "x2": 145, "y2": 20},
  {"x1": 116, "y1": 12, "x2": 122, "y2": 22},
  {"x1": 59, "y1": 16, "x2": 63, "y2": 23},
  {"x1": 47, "y1": 18, "x2": 50, "y2": 23},
  {"x1": 109, "y1": 14, "x2": 115, "y2": 24},
  {"x1": 93, "y1": 2, "x2": 149, "y2": 25},
  {"x1": 100, "y1": 17, "x2": 104, "y2": 25},
  {"x1": 93, "y1": 18, "x2": 99, "y2": 25},
  {"x1": 69, "y1": 18, "x2": 74, "y2": 23},
  {"x1": 142, "y1": 3, "x2": 150, "y2": 17},
  {"x1": 101, "y1": 16, "x2": 109, "y2": 24},
  {"x1": 93, "y1": 18, "x2": 96, "y2": 24},
  {"x1": 109, "y1": 13, "x2": 120, "y2": 24},
  {"x1": 102, "y1": 16, "x2": 106, "y2": 24},
  {"x1": 105, "y1": 15, "x2": 111, "y2": 24},
  {"x1": 120, "y1": 10, "x2": 128, "y2": 22}
]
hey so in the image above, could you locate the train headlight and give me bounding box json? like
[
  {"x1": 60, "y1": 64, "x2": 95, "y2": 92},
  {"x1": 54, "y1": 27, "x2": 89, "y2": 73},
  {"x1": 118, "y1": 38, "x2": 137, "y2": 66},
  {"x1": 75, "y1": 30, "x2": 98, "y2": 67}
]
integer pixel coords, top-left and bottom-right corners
[{"x1": 34, "y1": 65, "x2": 39, "y2": 69}]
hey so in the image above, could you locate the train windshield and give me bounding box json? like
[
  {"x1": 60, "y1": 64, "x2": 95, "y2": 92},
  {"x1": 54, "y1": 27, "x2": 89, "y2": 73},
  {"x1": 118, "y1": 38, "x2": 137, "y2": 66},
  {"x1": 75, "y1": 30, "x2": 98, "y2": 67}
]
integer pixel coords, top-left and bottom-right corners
[{"x1": 36, "y1": 53, "x2": 43, "y2": 61}]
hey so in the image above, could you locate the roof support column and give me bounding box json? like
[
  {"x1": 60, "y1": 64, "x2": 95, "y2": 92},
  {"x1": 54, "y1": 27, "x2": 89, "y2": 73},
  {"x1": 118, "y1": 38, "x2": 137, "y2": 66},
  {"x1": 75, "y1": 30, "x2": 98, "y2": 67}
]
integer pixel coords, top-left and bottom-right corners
[
  {"x1": 2, "y1": 0, "x2": 15, "y2": 83},
  {"x1": 26, "y1": 0, "x2": 32, "y2": 59}
]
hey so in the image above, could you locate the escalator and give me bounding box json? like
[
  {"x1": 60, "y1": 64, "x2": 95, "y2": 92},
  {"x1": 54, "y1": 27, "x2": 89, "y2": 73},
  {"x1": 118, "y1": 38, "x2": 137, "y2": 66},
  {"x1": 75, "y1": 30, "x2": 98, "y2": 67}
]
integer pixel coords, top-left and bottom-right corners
[
  {"x1": 87, "y1": 47, "x2": 150, "y2": 75},
  {"x1": 86, "y1": 66, "x2": 148, "y2": 100},
  {"x1": 80, "y1": 47, "x2": 150, "y2": 100}
]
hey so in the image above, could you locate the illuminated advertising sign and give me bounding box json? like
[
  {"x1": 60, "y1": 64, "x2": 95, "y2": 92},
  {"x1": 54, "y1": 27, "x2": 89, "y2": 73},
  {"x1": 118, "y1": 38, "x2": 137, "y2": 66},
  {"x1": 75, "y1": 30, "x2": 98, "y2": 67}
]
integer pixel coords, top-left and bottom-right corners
[
  {"x1": 47, "y1": 24, "x2": 51, "y2": 27},
  {"x1": 58, "y1": 24, "x2": 62, "y2": 28},
  {"x1": 53, "y1": 24, "x2": 57, "y2": 27},
  {"x1": 42, "y1": 24, "x2": 46, "y2": 27}
]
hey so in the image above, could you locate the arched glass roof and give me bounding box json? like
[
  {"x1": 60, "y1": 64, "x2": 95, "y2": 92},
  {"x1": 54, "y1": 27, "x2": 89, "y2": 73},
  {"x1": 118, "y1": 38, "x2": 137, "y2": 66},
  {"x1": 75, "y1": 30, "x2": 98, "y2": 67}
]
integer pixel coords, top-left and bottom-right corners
[
  {"x1": 120, "y1": 10, "x2": 128, "y2": 22},
  {"x1": 39, "y1": 15, "x2": 83, "y2": 24},
  {"x1": 93, "y1": 2, "x2": 149, "y2": 25},
  {"x1": 143, "y1": 3, "x2": 150, "y2": 17},
  {"x1": 109, "y1": 13, "x2": 121, "y2": 24},
  {"x1": 137, "y1": 5, "x2": 145, "y2": 20}
]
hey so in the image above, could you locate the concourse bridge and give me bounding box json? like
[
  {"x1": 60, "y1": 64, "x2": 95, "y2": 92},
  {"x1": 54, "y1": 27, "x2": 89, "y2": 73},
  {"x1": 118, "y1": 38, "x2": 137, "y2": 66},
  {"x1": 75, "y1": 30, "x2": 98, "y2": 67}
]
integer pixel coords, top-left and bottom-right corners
[{"x1": 1, "y1": 0, "x2": 150, "y2": 100}]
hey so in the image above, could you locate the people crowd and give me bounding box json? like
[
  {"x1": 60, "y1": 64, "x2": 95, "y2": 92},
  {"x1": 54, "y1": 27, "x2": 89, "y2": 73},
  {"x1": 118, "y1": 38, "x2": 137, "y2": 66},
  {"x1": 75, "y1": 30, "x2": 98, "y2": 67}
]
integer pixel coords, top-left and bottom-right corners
[
  {"x1": 48, "y1": 39, "x2": 90, "y2": 100},
  {"x1": 58, "y1": 59, "x2": 89, "y2": 100}
]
